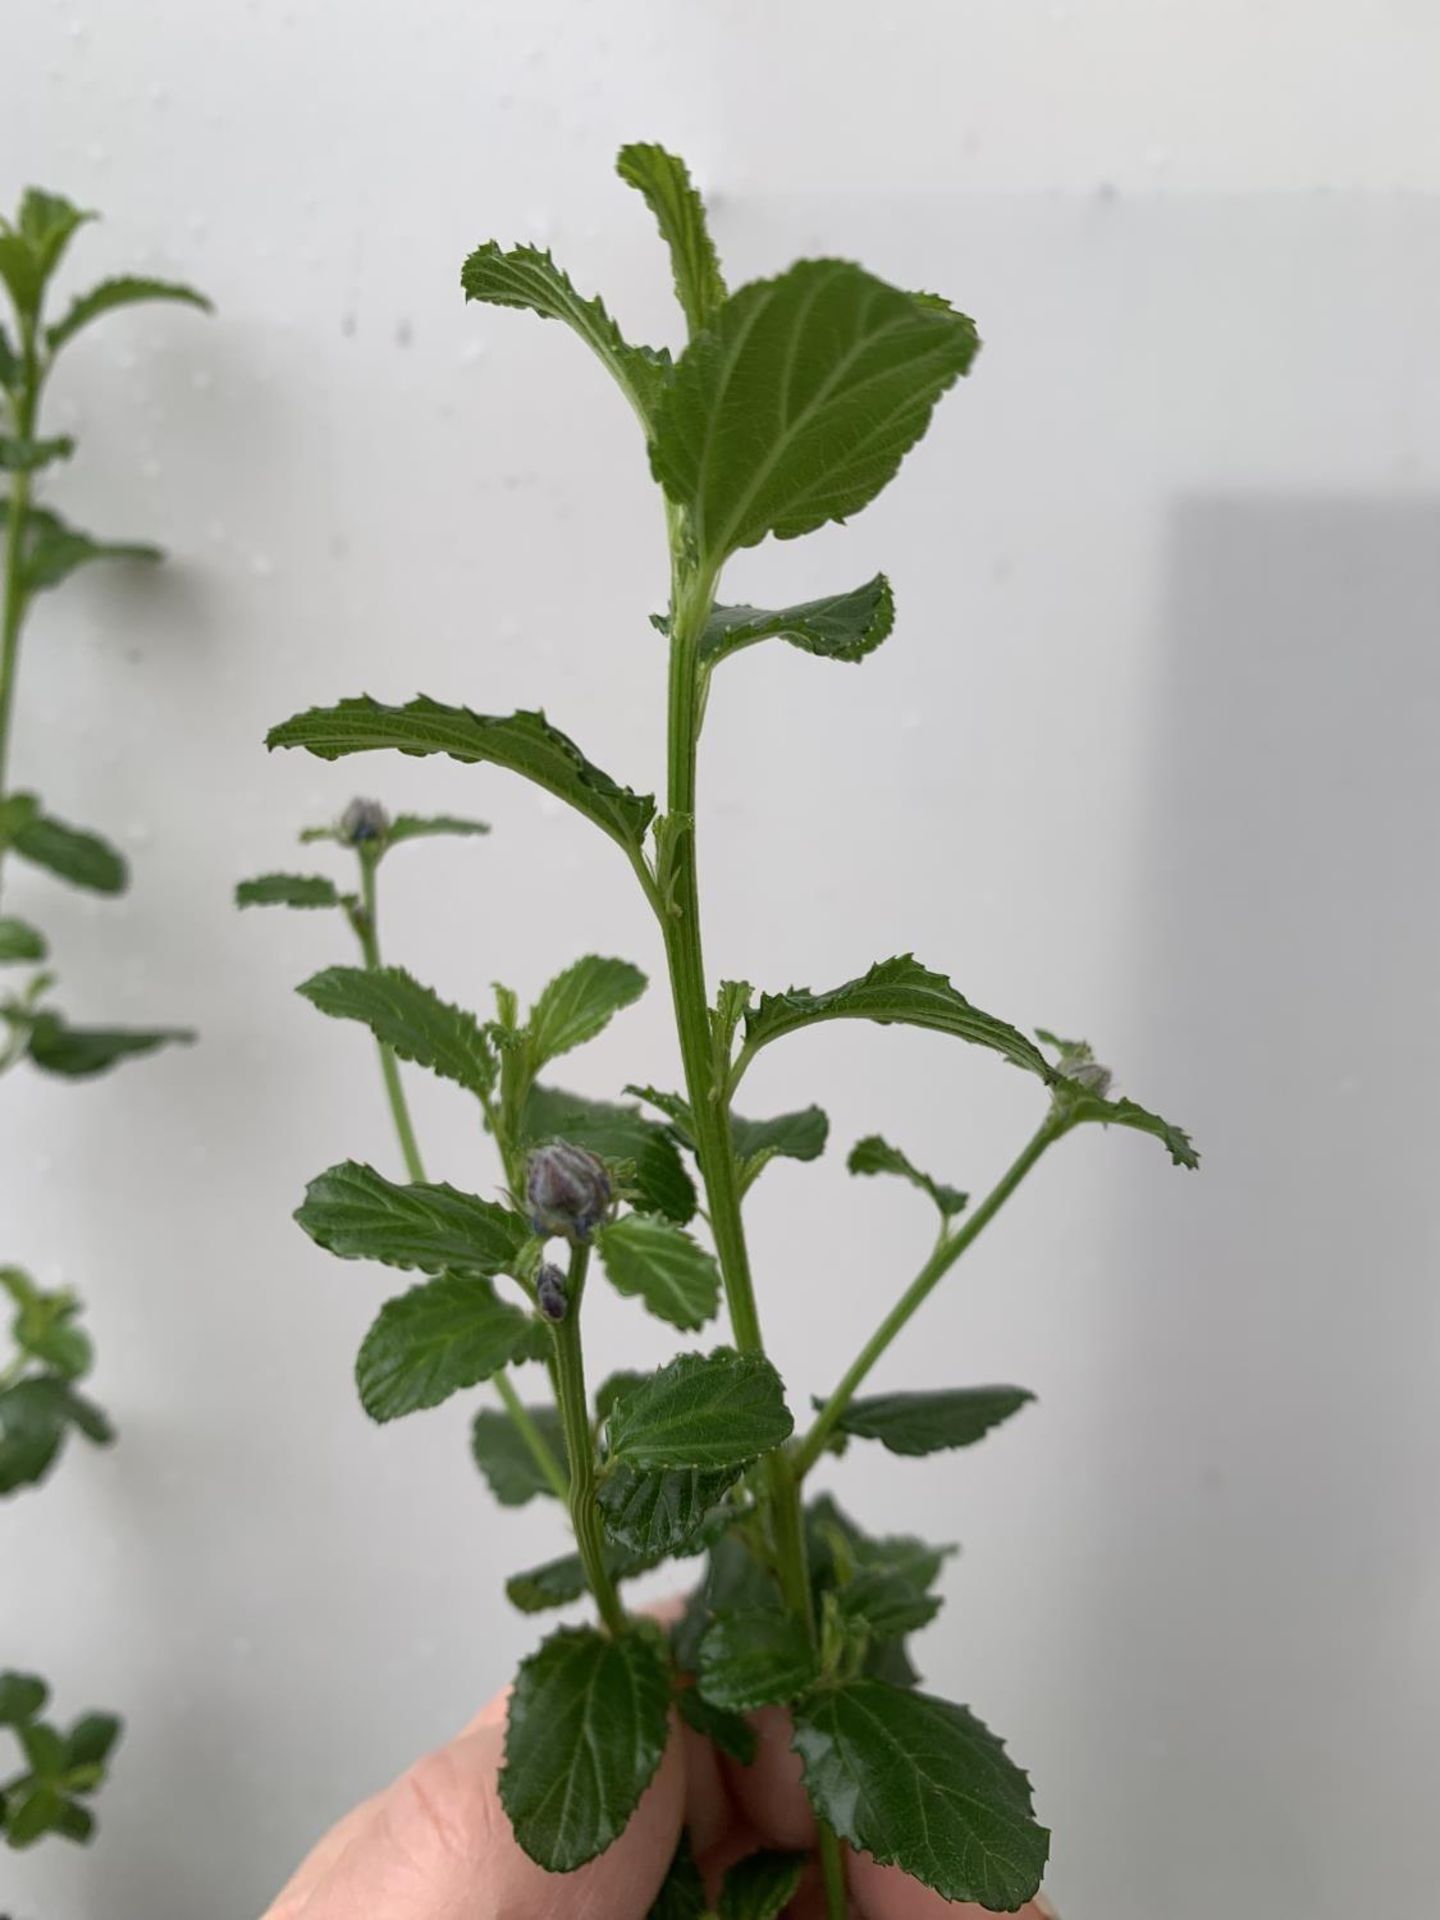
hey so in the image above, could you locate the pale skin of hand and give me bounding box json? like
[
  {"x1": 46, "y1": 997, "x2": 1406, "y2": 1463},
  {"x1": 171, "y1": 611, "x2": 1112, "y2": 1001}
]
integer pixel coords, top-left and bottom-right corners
[{"x1": 263, "y1": 1691, "x2": 1054, "y2": 1920}]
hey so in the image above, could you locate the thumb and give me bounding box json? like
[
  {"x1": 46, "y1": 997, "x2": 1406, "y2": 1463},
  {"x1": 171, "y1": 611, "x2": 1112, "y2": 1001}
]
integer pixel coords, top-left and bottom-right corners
[{"x1": 264, "y1": 1696, "x2": 686, "y2": 1920}]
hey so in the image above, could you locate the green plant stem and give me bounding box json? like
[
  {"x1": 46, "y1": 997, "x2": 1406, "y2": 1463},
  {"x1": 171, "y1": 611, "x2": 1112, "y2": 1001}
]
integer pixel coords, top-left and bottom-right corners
[
  {"x1": 353, "y1": 847, "x2": 568, "y2": 1503},
  {"x1": 794, "y1": 1115, "x2": 1062, "y2": 1479},
  {"x1": 658, "y1": 550, "x2": 848, "y2": 1915},
  {"x1": 0, "y1": 359, "x2": 37, "y2": 901},
  {"x1": 550, "y1": 1241, "x2": 626, "y2": 1636}
]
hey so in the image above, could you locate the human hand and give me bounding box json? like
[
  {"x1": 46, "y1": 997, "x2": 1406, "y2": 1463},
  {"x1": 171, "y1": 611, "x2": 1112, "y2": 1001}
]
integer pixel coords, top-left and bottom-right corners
[{"x1": 263, "y1": 1687, "x2": 1056, "y2": 1919}]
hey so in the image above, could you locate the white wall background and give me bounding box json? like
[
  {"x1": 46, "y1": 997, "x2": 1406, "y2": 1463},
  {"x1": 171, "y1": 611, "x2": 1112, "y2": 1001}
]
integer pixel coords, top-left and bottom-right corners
[{"x1": 4, "y1": 4, "x2": 1440, "y2": 1916}]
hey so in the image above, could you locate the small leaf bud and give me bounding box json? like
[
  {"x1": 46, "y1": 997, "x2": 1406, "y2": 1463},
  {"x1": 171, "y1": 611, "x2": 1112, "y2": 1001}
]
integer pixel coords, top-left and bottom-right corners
[
  {"x1": 339, "y1": 797, "x2": 390, "y2": 847},
  {"x1": 535, "y1": 1264, "x2": 569, "y2": 1322},
  {"x1": 1060, "y1": 1057, "x2": 1113, "y2": 1099},
  {"x1": 525, "y1": 1141, "x2": 612, "y2": 1242}
]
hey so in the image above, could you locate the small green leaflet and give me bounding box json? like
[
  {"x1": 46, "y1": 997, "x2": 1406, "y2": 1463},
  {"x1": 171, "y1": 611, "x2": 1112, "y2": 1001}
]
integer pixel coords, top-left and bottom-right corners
[
  {"x1": 387, "y1": 813, "x2": 490, "y2": 846},
  {"x1": 0, "y1": 502, "x2": 162, "y2": 595},
  {"x1": 471, "y1": 1406, "x2": 566, "y2": 1506},
  {"x1": 597, "y1": 1461, "x2": 739, "y2": 1557},
  {"x1": 46, "y1": 275, "x2": 212, "y2": 354},
  {"x1": 804, "y1": 1493, "x2": 954, "y2": 1641},
  {"x1": 500, "y1": 1626, "x2": 671, "y2": 1871},
  {"x1": 819, "y1": 1386, "x2": 1034, "y2": 1457},
  {"x1": 651, "y1": 259, "x2": 979, "y2": 566},
  {"x1": 522, "y1": 1084, "x2": 696, "y2": 1224},
  {"x1": 1038, "y1": 1028, "x2": 1198, "y2": 1168},
  {"x1": 294, "y1": 1161, "x2": 529, "y2": 1276},
  {"x1": 0, "y1": 435, "x2": 74, "y2": 472},
  {"x1": 676, "y1": 1688, "x2": 757, "y2": 1767},
  {"x1": 743, "y1": 955, "x2": 1053, "y2": 1086},
  {"x1": 235, "y1": 873, "x2": 342, "y2": 910},
  {"x1": 791, "y1": 1681, "x2": 1049, "y2": 1909},
  {"x1": 0, "y1": 1672, "x2": 48, "y2": 1726},
  {"x1": 25, "y1": 1015, "x2": 192, "y2": 1079},
  {"x1": 648, "y1": 1830, "x2": 708, "y2": 1919},
  {"x1": 461, "y1": 241, "x2": 670, "y2": 429},
  {"x1": 616, "y1": 143, "x2": 726, "y2": 338},
  {"x1": 0, "y1": 917, "x2": 46, "y2": 963},
  {"x1": 653, "y1": 573, "x2": 896, "y2": 669},
  {"x1": 606, "y1": 1348, "x2": 793, "y2": 1471},
  {"x1": 267, "y1": 699, "x2": 656, "y2": 861},
  {"x1": 628, "y1": 1084, "x2": 828, "y2": 1190},
  {"x1": 11, "y1": 813, "x2": 127, "y2": 893},
  {"x1": 0, "y1": 1376, "x2": 113, "y2": 1494},
  {"x1": 847, "y1": 1133, "x2": 968, "y2": 1218},
  {"x1": 506, "y1": 1543, "x2": 649, "y2": 1614},
  {"x1": 697, "y1": 1608, "x2": 820, "y2": 1712},
  {"x1": 596, "y1": 1212, "x2": 720, "y2": 1331},
  {"x1": 718, "y1": 1851, "x2": 807, "y2": 1920},
  {"x1": 526, "y1": 955, "x2": 647, "y2": 1070},
  {"x1": 3, "y1": 1269, "x2": 93, "y2": 1380},
  {"x1": 355, "y1": 1274, "x2": 537, "y2": 1421},
  {"x1": 298, "y1": 966, "x2": 497, "y2": 1101}
]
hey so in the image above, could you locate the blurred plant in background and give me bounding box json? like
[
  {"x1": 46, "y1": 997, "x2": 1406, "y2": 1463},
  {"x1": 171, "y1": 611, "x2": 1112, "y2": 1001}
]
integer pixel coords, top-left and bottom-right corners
[{"x1": 0, "y1": 188, "x2": 208, "y2": 1855}]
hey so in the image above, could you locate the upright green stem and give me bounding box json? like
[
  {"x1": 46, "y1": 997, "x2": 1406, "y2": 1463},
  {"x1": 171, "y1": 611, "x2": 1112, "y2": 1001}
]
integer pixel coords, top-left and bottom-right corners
[
  {"x1": 794, "y1": 1115, "x2": 1062, "y2": 1478},
  {"x1": 658, "y1": 550, "x2": 846, "y2": 1911},
  {"x1": 353, "y1": 846, "x2": 568, "y2": 1503},
  {"x1": 550, "y1": 1241, "x2": 626, "y2": 1637},
  {"x1": 0, "y1": 340, "x2": 38, "y2": 900}
]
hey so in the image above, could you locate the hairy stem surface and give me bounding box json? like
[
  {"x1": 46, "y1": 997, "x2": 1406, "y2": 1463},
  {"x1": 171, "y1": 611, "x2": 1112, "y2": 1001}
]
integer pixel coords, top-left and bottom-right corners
[{"x1": 550, "y1": 1241, "x2": 626, "y2": 1636}]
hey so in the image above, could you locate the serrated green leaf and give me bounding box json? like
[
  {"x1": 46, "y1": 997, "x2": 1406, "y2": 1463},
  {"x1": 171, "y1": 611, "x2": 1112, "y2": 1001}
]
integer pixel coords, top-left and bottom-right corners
[
  {"x1": 676, "y1": 1686, "x2": 757, "y2": 1766},
  {"x1": 847, "y1": 1132, "x2": 968, "y2": 1218},
  {"x1": 0, "y1": 191, "x2": 92, "y2": 318},
  {"x1": 743, "y1": 955, "x2": 1053, "y2": 1086},
  {"x1": 235, "y1": 873, "x2": 342, "y2": 910},
  {"x1": 627, "y1": 1084, "x2": 828, "y2": 1189},
  {"x1": 0, "y1": 1672, "x2": 48, "y2": 1727},
  {"x1": 651, "y1": 259, "x2": 978, "y2": 567},
  {"x1": 25, "y1": 1014, "x2": 192, "y2": 1079},
  {"x1": 0, "y1": 917, "x2": 46, "y2": 963},
  {"x1": 648, "y1": 1830, "x2": 709, "y2": 1919},
  {"x1": 597, "y1": 1212, "x2": 720, "y2": 1331},
  {"x1": 597, "y1": 1461, "x2": 739, "y2": 1557},
  {"x1": 295, "y1": 1161, "x2": 528, "y2": 1277},
  {"x1": 386, "y1": 812, "x2": 490, "y2": 846},
  {"x1": 654, "y1": 573, "x2": 895, "y2": 670},
  {"x1": 718, "y1": 1850, "x2": 807, "y2": 1920},
  {"x1": 595, "y1": 1369, "x2": 648, "y2": 1424},
  {"x1": 470, "y1": 1405, "x2": 566, "y2": 1506},
  {"x1": 698, "y1": 1608, "x2": 820, "y2": 1712},
  {"x1": 616, "y1": 143, "x2": 726, "y2": 338},
  {"x1": 821, "y1": 1386, "x2": 1033, "y2": 1457},
  {"x1": 46, "y1": 275, "x2": 211, "y2": 353},
  {"x1": 522, "y1": 1084, "x2": 696, "y2": 1225},
  {"x1": 527, "y1": 955, "x2": 647, "y2": 1070},
  {"x1": 11, "y1": 813, "x2": 126, "y2": 893},
  {"x1": 607, "y1": 1348, "x2": 792, "y2": 1471},
  {"x1": 462, "y1": 241, "x2": 670, "y2": 429},
  {"x1": 0, "y1": 435, "x2": 74, "y2": 472},
  {"x1": 500, "y1": 1625, "x2": 671, "y2": 1871},
  {"x1": 355, "y1": 1274, "x2": 537, "y2": 1421},
  {"x1": 792, "y1": 1680, "x2": 1049, "y2": 1909},
  {"x1": 267, "y1": 698, "x2": 655, "y2": 860},
  {"x1": 1038, "y1": 1030, "x2": 1198, "y2": 1168},
  {"x1": 299, "y1": 965, "x2": 497, "y2": 1101}
]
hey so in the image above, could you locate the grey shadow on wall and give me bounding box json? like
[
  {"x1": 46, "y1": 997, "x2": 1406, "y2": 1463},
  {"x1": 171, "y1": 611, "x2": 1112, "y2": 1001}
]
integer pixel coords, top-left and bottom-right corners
[{"x1": 1071, "y1": 495, "x2": 1440, "y2": 1919}]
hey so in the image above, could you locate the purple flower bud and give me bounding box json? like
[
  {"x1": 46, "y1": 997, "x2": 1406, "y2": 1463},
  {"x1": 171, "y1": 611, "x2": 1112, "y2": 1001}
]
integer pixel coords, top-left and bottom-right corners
[
  {"x1": 340, "y1": 797, "x2": 390, "y2": 847},
  {"x1": 535, "y1": 1263, "x2": 569, "y2": 1322},
  {"x1": 526, "y1": 1141, "x2": 612, "y2": 1242}
]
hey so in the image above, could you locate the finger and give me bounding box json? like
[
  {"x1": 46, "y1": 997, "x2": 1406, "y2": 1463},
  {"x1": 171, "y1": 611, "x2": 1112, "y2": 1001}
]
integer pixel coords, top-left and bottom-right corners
[
  {"x1": 680, "y1": 1718, "x2": 732, "y2": 1859},
  {"x1": 849, "y1": 1849, "x2": 1054, "y2": 1920},
  {"x1": 718, "y1": 1705, "x2": 818, "y2": 1852},
  {"x1": 264, "y1": 1711, "x2": 686, "y2": 1920}
]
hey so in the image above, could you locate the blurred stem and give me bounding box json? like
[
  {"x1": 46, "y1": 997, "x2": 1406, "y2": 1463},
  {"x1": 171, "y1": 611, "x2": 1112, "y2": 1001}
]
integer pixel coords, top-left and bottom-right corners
[
  {"x1": 794, "y1": 1116, "x2": 1062, "y2": 1479},
  {"x1": 352, "y1": 845, "x2": 567, "y2": 1503},
  {"x1": 550, "y1": 1240, "x2": 626, "y2": 1636},
  {"x1": 658, "y1": 531, "x2": 847, "y2": 1917},
  {"x1": 0, "y1": 331, "x2": 38, "y2": 900}
]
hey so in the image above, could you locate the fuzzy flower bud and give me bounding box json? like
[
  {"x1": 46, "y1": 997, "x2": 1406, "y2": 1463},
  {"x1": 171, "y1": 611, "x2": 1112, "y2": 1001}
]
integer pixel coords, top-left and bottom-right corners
[
  {"x1": 339, "y1": 797, "x2": 390, "y2": 847},
  {"x1": 525, "y1": 1141, "x2": 611, "y2": 1242},
  {"x1": 1061, "y1": 1056, "x2": 1113, "y2": 1099},
  {"x1": 535, "y1": 1264, "x2": 569, "y2": 1322}
]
